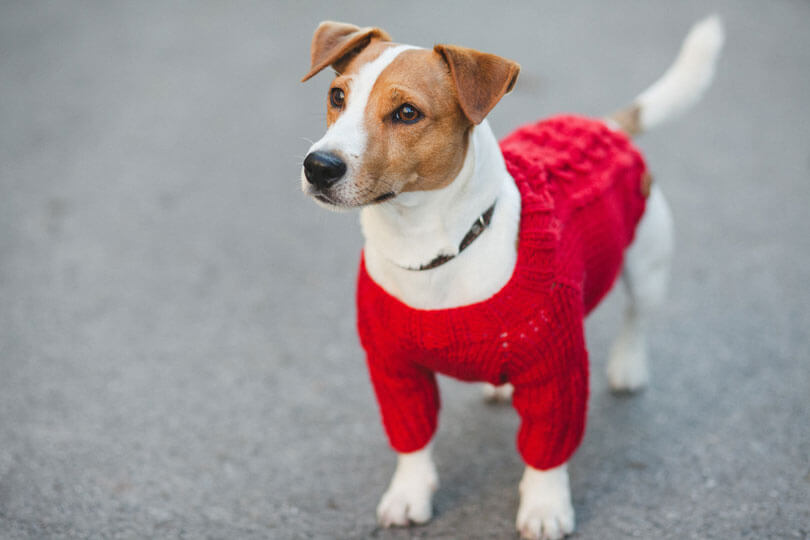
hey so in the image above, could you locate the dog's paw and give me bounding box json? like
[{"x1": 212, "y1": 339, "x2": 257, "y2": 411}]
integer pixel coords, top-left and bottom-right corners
[
  {"x1": 516, "y1": 499, "x2": 575, "y2": 540},
  {"x1": 376, "y1": 459, "x2": 438, "y2": 527},
  {"x1": 607, "y1": 331, "x2": 648, "y2": 393},
  {"x1": 482, "y1": 382, "x2": 514, "y2": 403},
  {"x1": 516, "y1": 465, "x2": 574, "y2": 540}
]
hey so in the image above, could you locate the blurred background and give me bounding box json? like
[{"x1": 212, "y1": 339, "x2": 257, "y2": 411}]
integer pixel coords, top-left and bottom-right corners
[{"x1": 1, "y1": 1, "x2": 808, "y2": 538}]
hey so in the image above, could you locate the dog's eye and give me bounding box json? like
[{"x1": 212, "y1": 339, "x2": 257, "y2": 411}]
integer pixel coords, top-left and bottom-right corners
[
  {"x1": 393, "y1": 103, "x2": 422, "y2": 124},
  {"x1": 329, "y1": 87, "x2": 345, "y2": 108}
]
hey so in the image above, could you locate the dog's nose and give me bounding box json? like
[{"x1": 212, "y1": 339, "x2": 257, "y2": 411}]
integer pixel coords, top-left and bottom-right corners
[{"x1": 303, "y1": 151, "x2": 347, "y2": 190}]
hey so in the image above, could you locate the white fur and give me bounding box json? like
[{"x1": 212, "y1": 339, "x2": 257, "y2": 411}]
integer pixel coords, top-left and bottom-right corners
[
  {"x1": 376, "y1": 443, "x2": 438, "y2": 526},
  {"x1": 362, "y1": 120, "x2": 521, "y2": 309},
  {"x1": 516, "y1": 465, "x2": 575, "y2": 540},
  {"x1": 636, "y1": 15, "x2": 724, "y2": 130},
  {"x1": 607, "y1": 185, "x2": 673, "y2": 392}
]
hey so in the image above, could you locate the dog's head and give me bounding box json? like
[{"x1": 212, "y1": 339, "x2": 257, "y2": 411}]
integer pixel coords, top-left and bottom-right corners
[{"x1": 300, "y1": 21, "x2": 520, "y2": 209}]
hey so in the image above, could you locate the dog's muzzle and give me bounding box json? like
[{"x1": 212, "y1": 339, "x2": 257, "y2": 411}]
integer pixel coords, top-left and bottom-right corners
[{"x1": 303, "y1": 151, "x2": 346, "y2": 191}]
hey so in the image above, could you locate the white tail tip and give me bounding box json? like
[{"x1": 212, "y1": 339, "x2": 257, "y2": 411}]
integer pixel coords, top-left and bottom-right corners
[{"x1": 637, "y1": 15, "x2": 725, "y2": 130}]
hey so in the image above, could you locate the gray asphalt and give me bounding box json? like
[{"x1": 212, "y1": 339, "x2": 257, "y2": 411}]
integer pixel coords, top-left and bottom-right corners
[{"x1": 1, "y1": 1, "x2": 808, "y2": 539}]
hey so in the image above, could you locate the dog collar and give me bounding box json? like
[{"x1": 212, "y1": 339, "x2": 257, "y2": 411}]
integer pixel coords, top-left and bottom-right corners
[{"x1": 404, "y1": 201, "x2": 497, "y2": 271}]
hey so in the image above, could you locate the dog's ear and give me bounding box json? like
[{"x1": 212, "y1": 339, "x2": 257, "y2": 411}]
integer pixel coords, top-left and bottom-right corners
[
  {"x1": 433, "y1": 44, "x2": 520, "y2": 125},
  {"x1": 301, "y1": 21, "x2": 391, "y2": 82}
]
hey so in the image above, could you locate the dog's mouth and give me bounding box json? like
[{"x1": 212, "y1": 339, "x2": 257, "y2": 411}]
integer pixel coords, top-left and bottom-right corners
[
  {"x1": 308, "y1": 188, "x2": 398, "y2": 208},
  {"x1": 303, "y1": 182, "x2": 341, "y2": 207},
  {"x1": 314, "y1": 193, "x2": 338, "y2": 205},
  {"x1": 372, "y1": 192, "x2": 396, "y2": 204}
]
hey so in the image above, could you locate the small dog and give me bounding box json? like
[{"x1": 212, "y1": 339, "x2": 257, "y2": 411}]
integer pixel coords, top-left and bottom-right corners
[{"x1": 300, "y1": 16, "x2": 723, "y2": 540}]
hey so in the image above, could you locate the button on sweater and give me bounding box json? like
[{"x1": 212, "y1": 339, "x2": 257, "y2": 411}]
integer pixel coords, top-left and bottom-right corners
[{"x1": 356, "y1": 115, "x2": 648, "y2": 470}]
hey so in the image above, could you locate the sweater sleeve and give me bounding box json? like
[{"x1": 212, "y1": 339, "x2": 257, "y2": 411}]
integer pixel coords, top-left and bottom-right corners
[
  {"x1": 365, "y1": 353, "x2": 440, "y2": 453},
  {"x1": 509, "y1": 285, "x2": 589, "y2": 470},
  {"x1": 356, "y1": 257, "x2": 441, "y2": 453}
]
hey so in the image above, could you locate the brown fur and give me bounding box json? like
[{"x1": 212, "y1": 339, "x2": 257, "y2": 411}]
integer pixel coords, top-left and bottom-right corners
[
  {"x1": 609, "y1": 103, "x2": 643, "y2": 137},
  {"x1": 433, "y1": 44, "x2": 520, "y2": 125},
  {"x1": 640, "y1": 171, "x2": 653, "y2": 198},
  {"x1": 364, "y1": 49, "x2": 473, "y2": 193},
  {"x1": 302, "y1": 21, "x2": 391, "y2": 82}
]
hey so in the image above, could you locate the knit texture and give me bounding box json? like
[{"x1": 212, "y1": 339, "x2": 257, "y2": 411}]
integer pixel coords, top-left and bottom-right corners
[{"x1": 356, "y1": 115, "x2": 648, "y2": 470}]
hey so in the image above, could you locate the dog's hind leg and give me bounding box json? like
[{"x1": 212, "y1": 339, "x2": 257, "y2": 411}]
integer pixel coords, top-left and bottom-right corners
[{"x1": 607, "y1": 185, "x2": 673, "y2": 392}]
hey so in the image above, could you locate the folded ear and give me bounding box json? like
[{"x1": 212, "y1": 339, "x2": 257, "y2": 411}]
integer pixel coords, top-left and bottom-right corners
[
  {"x1": 433, "y1": 44, "x2": 520, "y2": 124},
  {"x1": 301, "y1": 21, "x2": 391, "y2": 82}
]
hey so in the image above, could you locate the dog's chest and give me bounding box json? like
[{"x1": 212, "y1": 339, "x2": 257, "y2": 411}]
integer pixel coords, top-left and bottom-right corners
[{"x1": 362, "y1": 180, "x2": 522, "y2": 310}]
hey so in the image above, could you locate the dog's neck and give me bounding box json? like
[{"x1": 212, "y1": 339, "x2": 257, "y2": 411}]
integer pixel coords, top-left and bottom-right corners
[
  {"x1": 361, "y1": 120, "x2": 509, "y2": 270},
  {"x1": 360, "y1": 120, "x2": 521, "y2": 309}
]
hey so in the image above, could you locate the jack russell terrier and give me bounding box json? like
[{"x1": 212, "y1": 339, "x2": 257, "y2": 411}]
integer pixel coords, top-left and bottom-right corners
[{"x1": 299, "y1": 16, "x2": 723, "y2": 540}]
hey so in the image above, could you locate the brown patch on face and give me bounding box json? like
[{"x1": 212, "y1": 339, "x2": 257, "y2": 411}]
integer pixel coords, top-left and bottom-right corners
[
  {"x1": 340, "y1": 48, "x2": 472, "y2": 201},
  {"x1": 373, "y1": 49, "x2": 472, "y2": 193}
]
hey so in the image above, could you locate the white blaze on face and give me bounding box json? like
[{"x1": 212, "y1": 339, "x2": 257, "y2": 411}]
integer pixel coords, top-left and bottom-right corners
[{"x1": 306, "y1": 44, "x2": 418, "y2": 181}]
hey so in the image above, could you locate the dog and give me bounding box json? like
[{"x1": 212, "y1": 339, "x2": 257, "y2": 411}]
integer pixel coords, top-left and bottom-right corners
[{"x1": 299, "y1": 16, "x2": 723, "y2": 540}]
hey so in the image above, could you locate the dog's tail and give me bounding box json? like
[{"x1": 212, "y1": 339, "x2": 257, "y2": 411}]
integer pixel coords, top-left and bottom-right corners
[{"x1": 608, "y1": 15, "x2": 724, "y2": 136}]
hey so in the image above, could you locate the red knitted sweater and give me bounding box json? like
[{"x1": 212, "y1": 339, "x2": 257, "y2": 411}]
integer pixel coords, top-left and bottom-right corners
[{"x1": 356, "y1": 115, "x2": 647, "y2": 470}]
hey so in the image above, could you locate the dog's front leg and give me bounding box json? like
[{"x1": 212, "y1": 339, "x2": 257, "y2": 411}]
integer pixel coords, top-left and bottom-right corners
[
  {"x1": 363, "y1": 349, "x2": 440, "y2": 526},
  {"x1": 516, "y1": 464, "x2": 574, "y2": 540},
  {"x1": 377, "y1": 442, "x2": 438, "y2": 527}
]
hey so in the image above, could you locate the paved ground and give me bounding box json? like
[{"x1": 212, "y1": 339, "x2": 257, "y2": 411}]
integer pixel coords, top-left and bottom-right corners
[{"x1": 1, "y1": 1, "x2": 808, "y2": 539}]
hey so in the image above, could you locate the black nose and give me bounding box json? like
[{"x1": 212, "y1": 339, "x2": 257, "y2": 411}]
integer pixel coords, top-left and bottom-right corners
[{"x1": 303, "y1": 151, "x2": 347, "y2": 190}]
